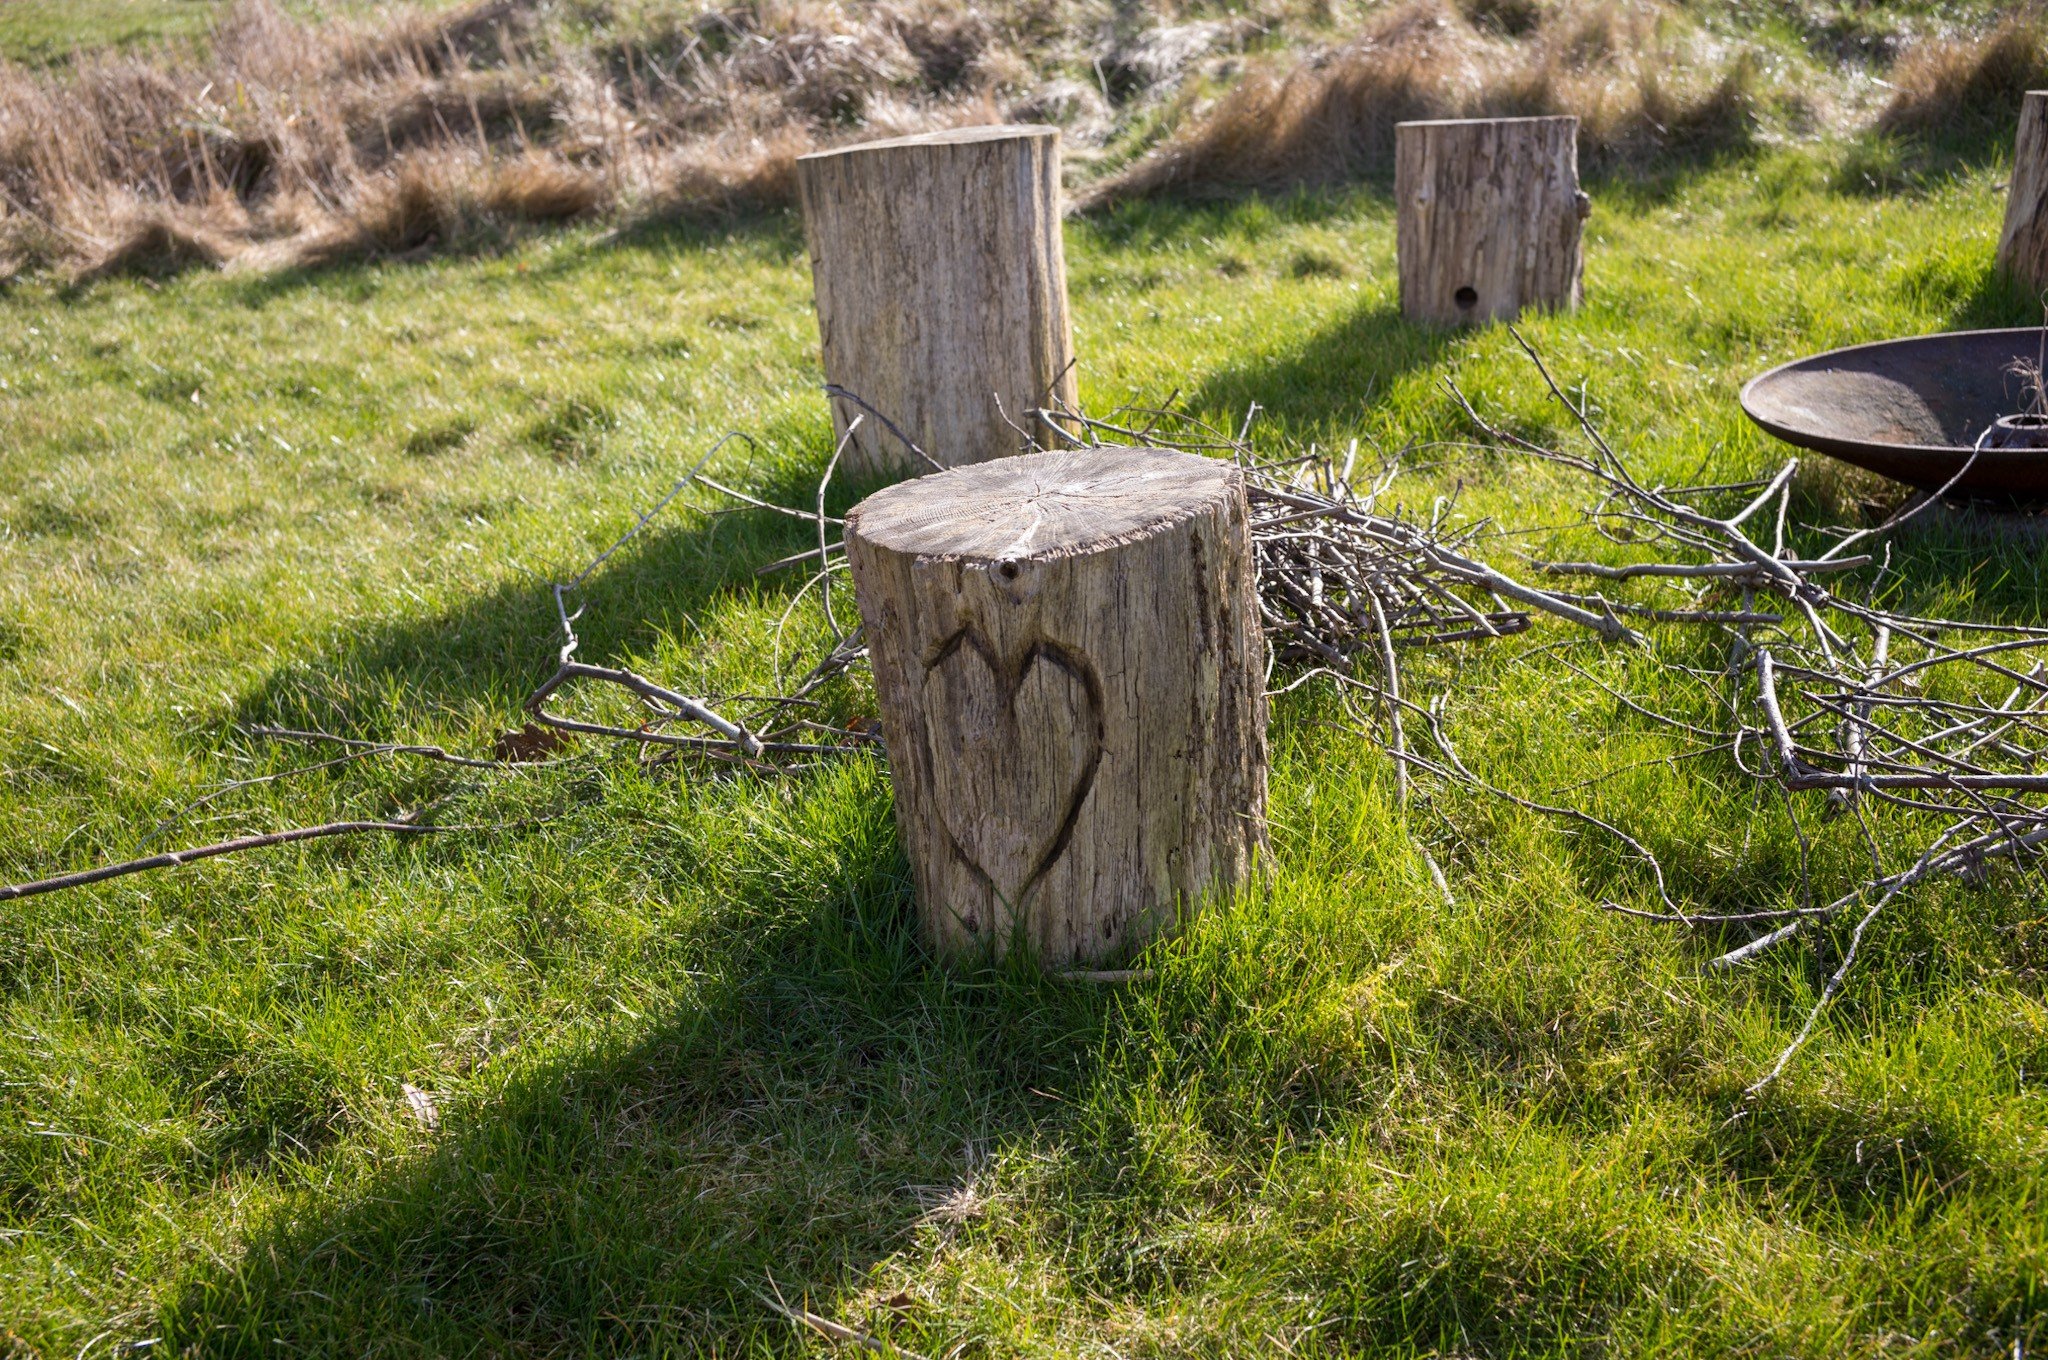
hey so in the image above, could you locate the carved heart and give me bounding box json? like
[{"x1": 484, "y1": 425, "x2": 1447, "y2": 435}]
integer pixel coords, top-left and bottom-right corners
[{"x1": 921, "y1": 630, "x2": 1102, "y2": 907}]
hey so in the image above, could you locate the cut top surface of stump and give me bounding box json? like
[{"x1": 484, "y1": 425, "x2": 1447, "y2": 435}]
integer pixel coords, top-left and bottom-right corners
[
  {"x1": 1397, "y1": 114, "x2": 1577, "y2": 130},
  {"x1": 796, "y1": 123, "x2": 1058, "y2": 163},
  {"x1": 842, "y1": 447, "x2": 1238, "y2": 561}
]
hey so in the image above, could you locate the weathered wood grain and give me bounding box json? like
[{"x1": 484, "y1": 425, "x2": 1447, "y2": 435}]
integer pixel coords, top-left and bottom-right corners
[
  {"x1": 1396, "y1": 116, "x2": 1588, "y2": 327},
  {"x1": 1999, "y1": 92, "x2": 2048, "y2": 294},
  {"x1": 797, "y1": 124, "x2": 1078, "y2": 474},
  {"x1": 843, "y1": 447, "x2": 1268, "y2": 965}
]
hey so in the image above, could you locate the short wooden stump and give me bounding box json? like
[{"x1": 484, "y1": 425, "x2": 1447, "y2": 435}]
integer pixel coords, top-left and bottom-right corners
[
  {"x1": 797, "y1": 125, "x2": 1078, "y2": 474},
  {"x1": 1999, "y1": 91, "x2": 2048, "y2": 294},
  {"x1": 843, "y1": 447, "x2": 1268, "y2": 965},
  {"x1": 1396, "y1": 115, "x2": 1589, "y2": 327}
]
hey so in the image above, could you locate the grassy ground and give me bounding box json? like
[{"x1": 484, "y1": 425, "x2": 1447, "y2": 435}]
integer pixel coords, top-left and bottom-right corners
[
  {"x1": 0, "y1": 0, "x2": 221, "y2": 60},
  {"x1": 3, "y1": 126, "x2": 2047, "y2": 1356},
  {"x1": 0, "y1": 0, "x2": 430, "y2": 62}
]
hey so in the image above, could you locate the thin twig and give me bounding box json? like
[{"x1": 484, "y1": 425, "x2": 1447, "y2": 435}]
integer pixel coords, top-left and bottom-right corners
[{"x1": 2, "y1": 819, "x2": 452, "y2": 903}]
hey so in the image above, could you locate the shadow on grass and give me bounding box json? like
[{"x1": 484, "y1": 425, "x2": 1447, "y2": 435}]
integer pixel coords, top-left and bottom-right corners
[
  {"x1": 1085, "y1": 188, "x2": 1459, "y2": 432},
  {"x1": 1130, "y1": 163, "x2": 1757, "y2": 437},
  {"x1": 233, "y1": 455, "x2": 884, "y2": 737},
  {"x1": 1835, "y1": 113, "x2": 2020, "y2": 201},
  {"x1": 1080, "y1": 184, "x2": 1379, "y2": 255},
  {"x1": 157, "y1": 826, "x2": 1116, "y2": 1353},
  {"x1": 1580, "y1": 145, "x2": 1759, "y2": 209},
  {"x1": 110, "y1": 207, "x2": 809, "y2": 311},
  {"x1": 1951, "y1": 256, "x2": 2046, "y2": 330},
  {"x1": 1184, "y1": 298, "x2": 1459, "y2": 437}
]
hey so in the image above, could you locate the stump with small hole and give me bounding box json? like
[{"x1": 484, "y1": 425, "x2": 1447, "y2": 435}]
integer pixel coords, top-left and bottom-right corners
[
  {"x1": 843, "y1": 447, "x2": 1268, "y2": 965},
  {"x1": 1396, "y1": 116, "x2": 1589, "y2": 328},
  {"x1": 797, "y1": 125, "x2": 1078, "y2": 475},
  {"x1": 1998, "y1": 91, "x2": 2048, "y2": 294}
]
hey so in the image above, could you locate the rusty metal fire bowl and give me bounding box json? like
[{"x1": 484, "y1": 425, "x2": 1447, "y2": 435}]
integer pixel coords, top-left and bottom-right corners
[{"x1": 1740, "y1": 327, "x2": 2048, "y2": 497}]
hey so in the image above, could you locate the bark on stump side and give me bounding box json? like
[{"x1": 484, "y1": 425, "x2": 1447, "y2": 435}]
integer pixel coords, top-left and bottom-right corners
[
  {"x1": 1396, "y1": 116, "x2": 1589, "y2": 327},
  {"x1": 843, "y1": 447, "x2": 1268, "y2": 966},
  {"x1": 797, "y1": 125, "x2": 1078, "y2": 476},
  {"x1": 1999, "y1": 92, "x2": 2048, "y2": 294}
]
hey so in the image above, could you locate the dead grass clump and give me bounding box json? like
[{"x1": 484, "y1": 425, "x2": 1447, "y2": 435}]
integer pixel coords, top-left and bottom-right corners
[
  {"x1": 899, "y1": 8, "x2": 1002, "y2": 91},
  {"x1": 344, "y1": 159, "x2": 463, "y2": 255},
  {"x1": 1539, "y1": 7, "x2": 1759, "y2": 165},
  {"x1": 222, "y1": 157, "x2": 465, "y2": 273},
  {"x1": 0, "y1": 0, "x2": 1032, "y2": 281},
  {"x1": 1877, "y1": 18, "x2": 2048, "y2": 139},
  {"x1": 339, "y1": 0, "x2": 536, "y2": 80},
  {"x1": 74, "y1": 203, "x2": 233, "y2": 282},
  {"x1": 0, "y1": 0, "x2": 1791, "y2": 278},
  {"x1": 0, "y1": 213, "x2": 58, "y2": 280},
  {"x1": 1080, "y1": 7, "x2": 1465, "y2": 204},
  {"x1": 713, "y1": 5, "x2": 929, "y2": 123},
  {"x1": 481, "y1": 154, "x2": 610, "y2": 223},
  {"x1": 652, "y1": 125, "x2": 818, "y2": 221},
  {"x1": 1457, "y1": 0, "x2": 1543, "y2": 38},
  {"x1": 1081, "y1": 0, "x2": 1757, "y2": 207},
  {"x1": 1099, "y1": 20, "x2": 1249, "y2": 102}
]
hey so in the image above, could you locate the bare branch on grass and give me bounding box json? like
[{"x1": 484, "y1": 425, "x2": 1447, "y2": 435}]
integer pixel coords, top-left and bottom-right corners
[
  {"x1": 21, "y1": 363, "x2": 2048, "y2": 1107},
  {"x1": 2, "y1": 818, "x2": 453, "y2": 904}
]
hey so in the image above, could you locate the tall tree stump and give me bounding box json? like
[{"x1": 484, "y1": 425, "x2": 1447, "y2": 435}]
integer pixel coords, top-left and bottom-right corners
[
  {"x1": 797, "y1": 125, "x2": 1078, "y2": 475},
  {"x1": 843, "y1": 447, "x2": 1268, "y2": 965},
  {"x1": 1396, "y1": 116, "x2": 1589, "y2": 327},
  {"x1": 1998, "y1": 92, "x2": 2048, "y2": 294}
]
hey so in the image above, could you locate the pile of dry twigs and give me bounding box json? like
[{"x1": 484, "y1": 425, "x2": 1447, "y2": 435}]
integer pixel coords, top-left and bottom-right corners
[
  {"x1": 10, "y1": 341, "x2": 2047, "y2": 1095},
  {"x1": 1029, "y1": 338, "x2": 2048, "y2": 1094}
]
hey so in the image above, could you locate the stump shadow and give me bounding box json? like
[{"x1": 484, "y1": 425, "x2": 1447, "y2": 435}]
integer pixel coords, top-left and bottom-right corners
[
  {"x1": 1183, "y1": 297, "x2": 1461, "y2": 439},
  {"x1": 207, "y1": 209, "x2": 805, "y2": 311},
  {"x1": 158, "y1": 857, "x2": 1119, "y2": 1353},
  {"x1": 1951, "y1": 260, "x2": 2045, "y2": 331},
  {"x1": 1833, "y1": 101, "x2": 2024, "y2": 200},
  {"x1": 232, "y1": 459, "x2": 877, "y2": 737}
]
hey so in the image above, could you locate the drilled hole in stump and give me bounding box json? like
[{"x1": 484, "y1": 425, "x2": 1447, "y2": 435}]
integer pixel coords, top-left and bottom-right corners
[{"x1": 1454, "y1": 285, "x2": 1478, "y2": 309}]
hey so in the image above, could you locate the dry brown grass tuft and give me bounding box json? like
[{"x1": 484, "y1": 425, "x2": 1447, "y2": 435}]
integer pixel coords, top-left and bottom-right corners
[
  {"x1": 329, "y1": 158, "x2": 464, "y2": 258},
  {"x1": 0, "y1": 0, "x2": 1930, "y2": 278},
  {"x1": 481, "y1": 154, "x2": 611, "y2": 223},
  {"x1": 74, "y1": 203, "x2": 234, "y2": 282},
  {"x1": 0, "y1": 0, "x2": 1043, "y2": 280},
  {"x1": 653, "y1": 126, "x2": 819, "y2": 220},
  {"x1": 1081, "y1": 0, "x2": 1758, "y2": 207},
  {"x1": 1877, "y1": 17, "x2": 2048, "y2": 138}
]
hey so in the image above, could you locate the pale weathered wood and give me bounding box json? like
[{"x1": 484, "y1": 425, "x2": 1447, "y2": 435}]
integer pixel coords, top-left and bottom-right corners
[
  {"x1": 797, "y1": 125, "x2": 1078, "y2": 475},
  {"x1": 843, "y1": 447, "x2": 1268, "y2": 965},
  {"x1": 1395, "y1": 116, "x2": 1588, "y2": 327},
  {"x1": 1998, "y1": 92, "x2": 2048, "y2": 294}
]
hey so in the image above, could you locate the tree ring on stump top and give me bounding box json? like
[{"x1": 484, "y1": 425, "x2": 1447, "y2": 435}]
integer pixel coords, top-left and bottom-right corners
[
  {"x1": 843, "y1": 447, "x2": 1239, "y2": 563},
  {"x1": 795, "y1": 123, "x2": 1059, "y2": 164}
]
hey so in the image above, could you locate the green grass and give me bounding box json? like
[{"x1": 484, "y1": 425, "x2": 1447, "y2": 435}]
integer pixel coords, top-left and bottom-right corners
[
  {"x1": 3, "y1": 142, "x2": 2046, "y2": 1355},
  {"x1": 0, "y1": 0, "x2": 460, "y2": 63},
  {"x1": 0, "y1": 0, "x2": 221, "y2": 60}
]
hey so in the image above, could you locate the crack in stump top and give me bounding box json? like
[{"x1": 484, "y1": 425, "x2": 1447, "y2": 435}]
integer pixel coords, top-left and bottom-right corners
[{"x1": 844, "y1": 447, "x2": 1237, "y2": 562}]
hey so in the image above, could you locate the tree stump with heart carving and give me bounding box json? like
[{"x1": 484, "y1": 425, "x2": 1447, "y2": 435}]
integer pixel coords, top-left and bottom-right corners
[
  {"x1": 843, "y1": 447, "x2": 1268, "y2": 965},
  {"x1": 1396, "y1": 116, "x2": 1589, "y2": 327},
  {"x1": 1998, "y1": 92, "x2": 2048, "y2": 294},
  {"x1": 797, "y1": 124, "x2": 1078, "y2": 475}
]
